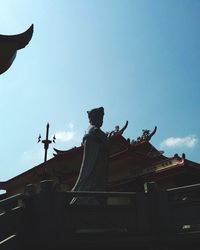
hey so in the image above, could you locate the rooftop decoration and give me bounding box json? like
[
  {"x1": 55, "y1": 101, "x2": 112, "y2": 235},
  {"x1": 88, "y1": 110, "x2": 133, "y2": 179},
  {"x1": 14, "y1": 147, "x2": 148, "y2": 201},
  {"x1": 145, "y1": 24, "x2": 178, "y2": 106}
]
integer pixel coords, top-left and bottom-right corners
[{"x1": 131, "y1": 126, "x2": 157, "y2": 144}]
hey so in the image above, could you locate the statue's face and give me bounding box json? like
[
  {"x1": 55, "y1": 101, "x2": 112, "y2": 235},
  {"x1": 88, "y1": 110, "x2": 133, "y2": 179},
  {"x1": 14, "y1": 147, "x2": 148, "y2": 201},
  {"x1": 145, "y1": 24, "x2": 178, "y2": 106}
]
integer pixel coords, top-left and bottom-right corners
[
  {"x1": 90, "y1": 113, "x2": 104, "y2": 128},
  {"x1": 88, "y1": 107, "x2": 104, "y2": 128}
]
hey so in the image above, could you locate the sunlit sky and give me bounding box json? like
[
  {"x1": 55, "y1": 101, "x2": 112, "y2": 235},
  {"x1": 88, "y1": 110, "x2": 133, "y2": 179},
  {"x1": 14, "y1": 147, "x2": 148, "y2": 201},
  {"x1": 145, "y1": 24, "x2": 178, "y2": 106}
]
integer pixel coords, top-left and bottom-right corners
[{"x1": 0, "y1": 0, "x2": 200, "y2": 181}]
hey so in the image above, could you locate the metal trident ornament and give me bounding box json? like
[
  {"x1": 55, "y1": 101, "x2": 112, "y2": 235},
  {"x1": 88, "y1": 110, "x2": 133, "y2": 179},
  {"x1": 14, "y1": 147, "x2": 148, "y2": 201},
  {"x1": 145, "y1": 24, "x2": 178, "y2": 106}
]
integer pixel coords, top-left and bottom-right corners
[{"x1": 38, "y1": 123, "x2": 56, "y2": 162}]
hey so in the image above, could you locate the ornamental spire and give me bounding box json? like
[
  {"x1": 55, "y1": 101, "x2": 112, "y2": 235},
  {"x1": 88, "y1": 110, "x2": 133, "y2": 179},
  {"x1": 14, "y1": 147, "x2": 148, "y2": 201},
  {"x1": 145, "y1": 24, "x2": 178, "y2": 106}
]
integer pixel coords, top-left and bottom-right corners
[{"x1": 38, "y1": 123, "x2": 56, "y2": 162}]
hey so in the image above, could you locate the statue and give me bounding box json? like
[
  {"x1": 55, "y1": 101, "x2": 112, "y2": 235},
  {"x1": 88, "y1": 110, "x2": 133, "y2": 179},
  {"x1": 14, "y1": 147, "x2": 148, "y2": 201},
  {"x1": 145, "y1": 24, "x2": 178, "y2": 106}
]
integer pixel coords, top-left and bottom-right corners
[
  {"x1": 0, "y1": 24, "x2": 33, "y2": 75},
  {"x1": 70, "y1": 107, "x2": 109, "y2": 205}
]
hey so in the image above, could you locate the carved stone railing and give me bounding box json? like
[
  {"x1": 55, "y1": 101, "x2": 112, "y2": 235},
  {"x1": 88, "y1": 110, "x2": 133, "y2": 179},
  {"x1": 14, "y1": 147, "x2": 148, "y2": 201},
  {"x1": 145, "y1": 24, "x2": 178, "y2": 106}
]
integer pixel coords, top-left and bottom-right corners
[
  {"x1": 1, "y1": 180, "x2": 200, "y2": 249},
  {"x1": 0, "y1": 193, "x2": 25, "y2": 249}
]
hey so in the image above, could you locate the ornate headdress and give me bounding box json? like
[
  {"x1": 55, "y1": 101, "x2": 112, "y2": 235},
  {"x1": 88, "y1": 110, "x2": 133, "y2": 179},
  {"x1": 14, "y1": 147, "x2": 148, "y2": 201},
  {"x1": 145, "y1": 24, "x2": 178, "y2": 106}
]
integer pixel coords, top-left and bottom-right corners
[{"x1": 87, "y1": 107, "x2": 104, "y2": 120}]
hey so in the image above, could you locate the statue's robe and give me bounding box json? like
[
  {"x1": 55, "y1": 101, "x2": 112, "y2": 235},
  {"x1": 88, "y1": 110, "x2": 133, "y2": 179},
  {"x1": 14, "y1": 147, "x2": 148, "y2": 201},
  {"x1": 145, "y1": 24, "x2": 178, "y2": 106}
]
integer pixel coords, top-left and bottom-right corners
[{"x1": 71, "y1": 125, "x2": 108, "y2": 205}]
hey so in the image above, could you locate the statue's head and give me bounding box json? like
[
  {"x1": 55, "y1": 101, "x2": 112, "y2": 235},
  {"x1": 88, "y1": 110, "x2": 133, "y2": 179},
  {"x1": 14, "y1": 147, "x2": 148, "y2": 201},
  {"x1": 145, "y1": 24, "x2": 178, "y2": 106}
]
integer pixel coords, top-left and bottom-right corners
[{"x1": 87, "y1": 107, "x2": 104, "y2": 128}]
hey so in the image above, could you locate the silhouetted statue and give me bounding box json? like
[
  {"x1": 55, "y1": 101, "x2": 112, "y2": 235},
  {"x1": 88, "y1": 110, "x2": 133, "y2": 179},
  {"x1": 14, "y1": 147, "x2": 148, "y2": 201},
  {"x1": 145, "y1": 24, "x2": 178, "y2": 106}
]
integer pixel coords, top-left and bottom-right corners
[
  {"x1": 71, "y1": 107, "x2": 109, "y2": 205},
  {"x1": 0, "y1": 24, "x2": 33, "y2": 75}
]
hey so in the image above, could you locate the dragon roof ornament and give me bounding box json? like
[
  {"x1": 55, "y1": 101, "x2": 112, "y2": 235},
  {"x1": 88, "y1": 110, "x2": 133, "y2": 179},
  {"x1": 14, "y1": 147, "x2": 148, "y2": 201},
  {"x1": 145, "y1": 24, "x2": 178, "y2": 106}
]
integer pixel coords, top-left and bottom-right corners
[{"x1": 131, "y1": 126, "x2": 157, "y2": 144}]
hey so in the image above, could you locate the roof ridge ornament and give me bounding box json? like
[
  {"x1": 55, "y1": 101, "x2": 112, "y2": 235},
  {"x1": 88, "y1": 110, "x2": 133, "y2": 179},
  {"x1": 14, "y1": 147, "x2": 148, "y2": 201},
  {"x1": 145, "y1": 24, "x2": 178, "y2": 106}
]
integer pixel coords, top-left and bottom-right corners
[
  {"x1": 108, "y1": 121, "x2": 128, "y2": 138},
  {"x1": 132, "y1": 126, "x2": 157, "y2": 144}
]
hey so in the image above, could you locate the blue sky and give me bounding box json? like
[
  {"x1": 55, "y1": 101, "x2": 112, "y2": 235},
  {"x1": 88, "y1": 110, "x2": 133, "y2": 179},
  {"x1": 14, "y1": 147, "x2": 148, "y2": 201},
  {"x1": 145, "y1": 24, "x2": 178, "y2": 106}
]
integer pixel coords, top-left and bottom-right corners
[{"x1": 0, "y1": 0, "x2": 200, "y2": 181}]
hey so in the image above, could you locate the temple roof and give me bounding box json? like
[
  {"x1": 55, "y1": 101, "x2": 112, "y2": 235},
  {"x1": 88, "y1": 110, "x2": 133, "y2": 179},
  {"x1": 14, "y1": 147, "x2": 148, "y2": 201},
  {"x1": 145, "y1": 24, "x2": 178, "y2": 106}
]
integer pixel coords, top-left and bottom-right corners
[
  {"x1": 1, "y1": 130, "x2": 199, "y2": 197},
  {"x1": 0, "y1": 134, "x2": 164, "y2": 193}
]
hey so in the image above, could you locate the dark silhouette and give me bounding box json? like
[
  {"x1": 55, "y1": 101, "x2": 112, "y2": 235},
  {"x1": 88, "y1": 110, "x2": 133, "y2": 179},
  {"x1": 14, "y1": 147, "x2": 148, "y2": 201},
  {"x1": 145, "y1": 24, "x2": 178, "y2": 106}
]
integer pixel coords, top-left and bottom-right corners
[
  {"x1": 71, "y1": 107, "x2": 109, "y2": 205},
  {"x1": 38, "y1": 123, "x2": 56, "y2": 163},
  {"x1": 0, "y1": 24, "x2": 33, "y2": 75},
  {"x1": 108, "y1": 120, "x2": 128, "y2": 138},
  {"x1": 131, "y1": 126, "x2": 157, "y2": 144},
  {"x1": 141, "y1": 126, "x2": 157, "y2": 141}
]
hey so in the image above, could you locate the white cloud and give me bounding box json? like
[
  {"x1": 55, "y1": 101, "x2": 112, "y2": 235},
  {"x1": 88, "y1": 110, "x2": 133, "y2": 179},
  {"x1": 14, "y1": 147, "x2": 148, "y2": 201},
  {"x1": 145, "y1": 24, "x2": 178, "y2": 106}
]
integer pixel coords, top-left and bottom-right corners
[
  {"x1": 55, "y1": 131, "x2": 75, "y2": 142},
  {"x1": 160, "y1": 135, "x2": 198, "y2": 149},
  {"x1": 55, "y1": 122, "x2": 76, "y2": 142}
]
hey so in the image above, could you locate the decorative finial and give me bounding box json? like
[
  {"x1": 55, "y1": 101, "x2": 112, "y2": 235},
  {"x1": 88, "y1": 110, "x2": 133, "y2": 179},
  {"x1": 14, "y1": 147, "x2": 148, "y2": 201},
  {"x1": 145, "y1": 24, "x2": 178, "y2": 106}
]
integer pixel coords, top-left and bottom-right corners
[{"x1": 38, "y1": 123, "x2": 56, "y2": 162}]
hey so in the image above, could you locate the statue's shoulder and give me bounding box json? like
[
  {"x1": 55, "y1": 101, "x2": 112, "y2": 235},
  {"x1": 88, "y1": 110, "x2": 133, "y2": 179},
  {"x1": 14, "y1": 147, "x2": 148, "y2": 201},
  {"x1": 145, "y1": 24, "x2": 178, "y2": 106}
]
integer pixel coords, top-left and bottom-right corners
[
  {"x1": 82, "y1": 125, "x2": 97, "y2": 142},
  {"x1": 87, "y1": 125, "x2": 99, "y2": 134},
  {"x1": 83, "y1": 125, "x2": 107, "y2": 143}
]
